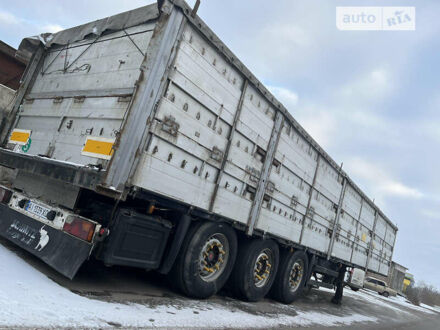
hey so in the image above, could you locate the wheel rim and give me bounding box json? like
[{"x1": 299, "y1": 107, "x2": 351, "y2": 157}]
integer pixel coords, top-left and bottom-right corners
[
  {"x1": 288, "y1": 259, "x2": 304, "y2": 292},
  {"x1": 253, "y1": 248, "x2": 274, "y2": 288},
  {"x1": 198, "y1": 233, "x2": 229, "y2": 282}
]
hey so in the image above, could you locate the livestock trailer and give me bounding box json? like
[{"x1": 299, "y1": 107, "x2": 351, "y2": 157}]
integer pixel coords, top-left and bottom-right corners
[{"x1": 0, "y1": 0, "x2": 397, "y2": 303}]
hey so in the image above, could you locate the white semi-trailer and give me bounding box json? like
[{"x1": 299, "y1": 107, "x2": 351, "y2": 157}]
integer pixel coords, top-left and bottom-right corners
[{"x1": 0, "y1": 1, "x2": 397, "y2": 303}]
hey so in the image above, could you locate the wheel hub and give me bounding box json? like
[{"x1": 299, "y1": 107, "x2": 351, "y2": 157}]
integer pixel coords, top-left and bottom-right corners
[
  {"x1": 254, "y1": 249, "x2": 273, "y2": 288},
  {"x1": 199, "y1": 234, "x2": 229, "y2": 282},
  {"x1": 288, "y1": 260, "x2": 304, "y2": 292}
]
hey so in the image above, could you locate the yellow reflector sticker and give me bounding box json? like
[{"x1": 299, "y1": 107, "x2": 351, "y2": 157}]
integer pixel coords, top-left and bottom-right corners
[
  {"x1": 361, "y1": 233, "x2": 367, "y2": 243},
  {"x1": 9, "y1": 129, "x2": 31, "y2": 145},
  {"x1": 81, "y1": 137, "x2": 115, "y2": 160}
]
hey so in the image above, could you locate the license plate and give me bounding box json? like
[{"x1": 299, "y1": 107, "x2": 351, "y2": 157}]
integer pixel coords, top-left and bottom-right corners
[{"x1": 25, "y1": 201, "x2": 51, "y2": 219}]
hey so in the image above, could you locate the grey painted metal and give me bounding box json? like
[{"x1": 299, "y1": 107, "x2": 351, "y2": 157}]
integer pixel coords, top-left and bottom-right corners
[
  {"x1": 104, "y1": 2, "x2": 186, "y2": 192},
  {"x1": 327, "y1": 178, "x2": 347, "y2": 259},
  {"x1": 1, "y1": 1, "x2": 398, "y2": 275},
  {"x1": 365, "y1": 211, "x2": 379, "y2": 271},
  {"x1": 209, "y1": 80, "x2": 248, "y2": 212},
  {"x1": 27, "y1": 88, "x2": 135, "y2": 100},
  {"x1": 1, "y1": 46, "x2": 44, "y2": 145},
  {"x1": 299, "y1": 155, "x2": 321, "y2": 244},
  {"x1": 246, "y1": 111, "x2": 283, "y2": 236},
  {"x1": 169, "y1": 0, "x2": 397, "y2": 232},
  {"x1": 350, "y1": 198, "x2": 364, "y2": 263}
]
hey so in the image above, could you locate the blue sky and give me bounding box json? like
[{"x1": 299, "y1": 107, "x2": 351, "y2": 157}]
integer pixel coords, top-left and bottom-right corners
[{"x1": 1, "y1": 0, "x2": 439, "y2": 288}]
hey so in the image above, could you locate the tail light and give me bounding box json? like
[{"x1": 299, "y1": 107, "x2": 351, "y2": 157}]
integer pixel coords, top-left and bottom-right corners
[
  {"x1": 0, "y1": 187, "x2": 12, "y2": 204},
  {"x1": 63, "y1": 216, "x2": 96, "y2": 242}
]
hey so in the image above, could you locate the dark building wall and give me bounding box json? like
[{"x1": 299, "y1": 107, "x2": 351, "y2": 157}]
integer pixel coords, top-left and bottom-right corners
[{"x1": 0, "y1": 41, "x2": 27, "y2": 90}]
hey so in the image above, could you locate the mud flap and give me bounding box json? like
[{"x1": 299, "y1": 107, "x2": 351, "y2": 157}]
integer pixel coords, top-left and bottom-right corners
[{"x1": 0, "y1": 203, "x2": 93, "y2": 279}]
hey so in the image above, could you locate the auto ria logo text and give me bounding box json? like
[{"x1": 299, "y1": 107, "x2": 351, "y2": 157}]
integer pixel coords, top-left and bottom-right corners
[{"x1": 336, "y1": 7, "x2": 416, "y2": 31}]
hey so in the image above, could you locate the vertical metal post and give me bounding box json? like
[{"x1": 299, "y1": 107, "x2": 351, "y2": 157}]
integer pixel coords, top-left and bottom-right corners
[
  {"x1": 104, "y1": 1, "x2": 186, "y2": 192},
  {"x1": 1, "y1": 46, "x2": 45, "y2": 145},
  {"x1": 209, "y1": 80, "x2": 248, "y2": 212},
  {"x1": 246, "y1": 111, "x2": 283, "y2": 236},
  {"x1": 299, "y1": 155, "x2": 321, "y2": 244},
  {"x1": 365, "y1": 211, "x2": 379, "y2": 271},
  {"x1": 327, "y1": 178, "x2": 347, "y2": 259},
  {"x1": 350, "y1": 198, "x2": 363, "y2": 263},
  {"x1": 380, "y1": 224, "x2": 388, "y2": 274}
]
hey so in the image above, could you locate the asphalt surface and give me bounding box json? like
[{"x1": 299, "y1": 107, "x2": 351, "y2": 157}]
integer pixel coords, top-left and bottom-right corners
[{"x1": 1, "y1": 236, "x2": 439, "y2": 329}]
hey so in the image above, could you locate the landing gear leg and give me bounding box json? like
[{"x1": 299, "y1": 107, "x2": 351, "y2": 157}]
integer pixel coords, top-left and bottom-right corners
[{"x1": 331, "y1": 264, "x2": 347, "y2": 305}]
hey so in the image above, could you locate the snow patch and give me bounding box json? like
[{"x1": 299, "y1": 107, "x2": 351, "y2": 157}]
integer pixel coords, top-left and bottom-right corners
[{"x1": 0, "y1": 244, "x2": 377, "y2": 328}]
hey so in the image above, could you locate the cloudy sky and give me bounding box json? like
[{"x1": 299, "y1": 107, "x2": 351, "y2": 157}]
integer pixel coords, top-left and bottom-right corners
[{"x1": 1, "y1": 0, "x2": 439, "y2": 288}]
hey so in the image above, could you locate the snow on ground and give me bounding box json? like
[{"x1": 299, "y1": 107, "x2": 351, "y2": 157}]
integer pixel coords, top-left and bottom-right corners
[
  {"x1": 420, "y1": 303, "x2": 440, "y2": 313},
  {"x1": 0, "y1": 244, "x2": 376, "y2": 329},
  {"x1": 343, "y1": 288, "x2": 436, "y2": 315}
]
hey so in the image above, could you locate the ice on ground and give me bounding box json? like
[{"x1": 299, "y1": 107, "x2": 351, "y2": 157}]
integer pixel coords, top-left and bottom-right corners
[{"x1": 0, "y1": 244, "x2": 376, "y2": 328}]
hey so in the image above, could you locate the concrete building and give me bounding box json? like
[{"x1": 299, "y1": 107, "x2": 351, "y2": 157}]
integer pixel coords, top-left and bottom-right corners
[{"x1": 389, "y1": 261, "x2": 408, "y2": 294}]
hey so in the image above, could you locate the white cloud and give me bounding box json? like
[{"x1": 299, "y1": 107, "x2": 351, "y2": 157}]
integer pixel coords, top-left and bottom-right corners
[
  {"x1": 345, "y1": 157, "x2": 423, "y2": 202},
  {"x1": 421, "y1": 209, "x2": 440, "y2": 220},
  {"x1": 40, "y1": 24, "x2": 63, "y2": 33},
  {"x1": 268, "y1": 86, "x2": 337, "y2": 149},
  {"x1": 0, "y1": 10, "x2": 20, "y2": 25},
  {"x1": 268, "y1": 86, "x2": 299, "y2": 107},
  {"x1": 339, "y1": 69, "x2": 393, "y2": 104}
]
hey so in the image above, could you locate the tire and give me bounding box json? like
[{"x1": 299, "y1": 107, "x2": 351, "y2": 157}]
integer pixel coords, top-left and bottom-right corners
[
  {"x1": 169, "y1": 221, "x2": 237, "y2": 299},
  {"x1": 270, "y1": 250, "x2": 308, "y2": 304},
  {"x1": 382, "y1": 291, "x2": 389, "y2": 298},
  {"x1": 229, "y1": 239, "x2": 279, "y2": 302},
  {"x1": 350, "y1": 286, "x2": 360, "y2": 292}
]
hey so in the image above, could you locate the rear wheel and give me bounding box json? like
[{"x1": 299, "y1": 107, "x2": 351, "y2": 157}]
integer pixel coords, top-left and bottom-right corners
[
  {"x1": 169, "y1": 222, "x2": 237, "y2": 299},
  {"x1": 229, "y1": 239, "x2": 279, "y2": 302},
  {"x1": 350, "y1": 286, "x2": 360, "y2": 292},
  {"x1": 271, "y1": 250, "x2": 308, "y2": 304},
  {"x1": 382, "y1": 291, "x2": 389, "y2": 298}
]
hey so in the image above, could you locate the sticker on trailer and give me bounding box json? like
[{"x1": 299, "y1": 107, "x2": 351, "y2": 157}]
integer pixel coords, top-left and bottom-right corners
[
  {"x1": 9, "y1": 129, "x2": 31, "y2": 145},
  {"x1": 81, "y1": 136, "x2": 115, "y2": 160}
]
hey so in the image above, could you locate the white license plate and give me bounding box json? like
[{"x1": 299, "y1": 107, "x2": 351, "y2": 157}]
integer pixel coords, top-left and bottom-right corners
[{"x1": 25, "y1": 201, "x2": 51, "y2": 218}]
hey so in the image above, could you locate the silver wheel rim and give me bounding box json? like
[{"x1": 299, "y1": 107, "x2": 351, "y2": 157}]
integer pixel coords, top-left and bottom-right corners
[
  {"x1": 199, "y1": 233, "x2": 229, "y2": 282},
  {"x1": 288, "y1": 260, "x2": 304, "y2": 292},
  {"x1": 253, "y1": 248, "x2": 273, "y2": 288}
]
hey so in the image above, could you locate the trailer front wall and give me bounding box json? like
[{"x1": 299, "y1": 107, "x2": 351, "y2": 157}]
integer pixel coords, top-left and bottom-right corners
[
  {"x1": 11, "y1": 23, "x2": 155, "y2": 166},
  {"x1": 132, "y1": 21, "x2": 396, "y2": 275}
]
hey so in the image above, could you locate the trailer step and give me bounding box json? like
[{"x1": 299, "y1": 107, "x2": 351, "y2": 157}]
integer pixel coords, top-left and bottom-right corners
[
  {"x1": 313, "y1": 265, "x2": 339, "y2": 278},
  {"x1": 307, "y1": 279, "x2": 334, "y2": 289}
]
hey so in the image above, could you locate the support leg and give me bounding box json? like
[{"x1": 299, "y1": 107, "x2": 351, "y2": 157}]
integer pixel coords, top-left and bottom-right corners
[{"x1": 331, "y1": 264, "x2": 347, "y2": 305}]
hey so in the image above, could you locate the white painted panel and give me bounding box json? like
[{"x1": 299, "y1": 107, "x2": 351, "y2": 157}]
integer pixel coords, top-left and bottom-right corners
[
  {"x1": 352, "y1": 245, "x2": 368, "y2": 267},
  {"x1": 133, "y1": 136, "x2": 217, "y2": 210},
  {"x1": 257, "y1": 205, "x2": 302, "y2": 243},
  {"x1": 31, "y1": 24, "x2": 154, "y2": 94},
  {"x1": 343, "y1": 184, "x2": 362, "y2": 220},
  {"x1": 360, "y1": 202, "x2": 375, "y2": 230},
  {"x1": 16, "y1": 96, "x2": 126, "y2": 164},
  {"x1": 301, "y1": 222, "x2": 331, "y2": 253}
]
